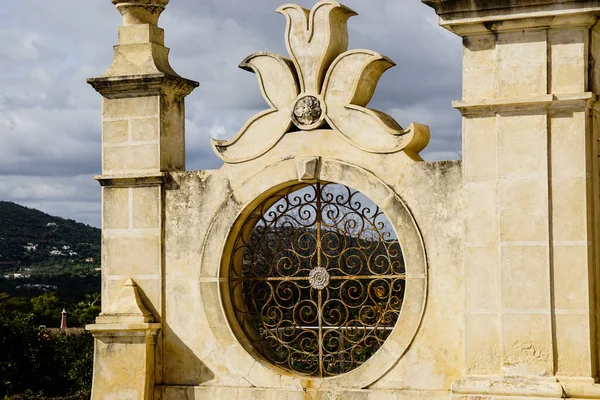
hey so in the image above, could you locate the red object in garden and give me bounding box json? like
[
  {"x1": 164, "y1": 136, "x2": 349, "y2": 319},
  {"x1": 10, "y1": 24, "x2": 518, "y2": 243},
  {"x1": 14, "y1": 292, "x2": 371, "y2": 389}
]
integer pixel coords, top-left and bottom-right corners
[{"x1": 60, "y1": 309, "x2": 67, "y2": 329}]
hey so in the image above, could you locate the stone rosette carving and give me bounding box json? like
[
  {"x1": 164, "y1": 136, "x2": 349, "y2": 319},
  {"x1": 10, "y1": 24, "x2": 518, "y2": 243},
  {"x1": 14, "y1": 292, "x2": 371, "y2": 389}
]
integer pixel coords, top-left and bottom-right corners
[
  {"x1": 308, "y1": 266, "x2": 330, "y2": 290},
  {"x1": 292, "y1": 95, "x2": 324, "y2": 128},
  {"x1": 212, "y1": 0, "x2": 430, "y2": 163}
]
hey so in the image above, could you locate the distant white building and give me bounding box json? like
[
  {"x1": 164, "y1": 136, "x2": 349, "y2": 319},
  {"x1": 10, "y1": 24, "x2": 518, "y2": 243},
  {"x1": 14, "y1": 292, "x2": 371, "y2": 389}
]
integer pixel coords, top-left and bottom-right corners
[
  {"x1": 23, "y1": 243, "x2": 38, "y2": 251},
  {"x1": 4, "y1": 273, "x2": 30, "y2": 279},
  {"x1": 23, "y1": 284, "x2": 58, "y2": 291}
]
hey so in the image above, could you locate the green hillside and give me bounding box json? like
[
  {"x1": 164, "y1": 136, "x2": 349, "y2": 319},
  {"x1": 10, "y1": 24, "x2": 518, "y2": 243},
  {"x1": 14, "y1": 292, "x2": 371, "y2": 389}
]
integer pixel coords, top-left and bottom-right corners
[
  {"x1": 0, "y1": 201, "x2": 100, "y2": 271},
  {"x1": 0, "y1": 203, "x2": 100, "y2": 398}
]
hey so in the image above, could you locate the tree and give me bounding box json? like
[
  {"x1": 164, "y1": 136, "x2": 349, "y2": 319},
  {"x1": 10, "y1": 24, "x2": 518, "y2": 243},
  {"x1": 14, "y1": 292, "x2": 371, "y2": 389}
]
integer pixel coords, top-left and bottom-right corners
[
  {"x1": 0, "y1": 309, "x2": 94, "y2": 399},
  {"x1": 71, "y1": 293, "x2": 100, "y2": 326},
  {"x1": 0, "y1": 293, "x2": 32, "y2": 315},
  {"x1": 31, "y1": 292, "x2": 63, "y2": 327}
]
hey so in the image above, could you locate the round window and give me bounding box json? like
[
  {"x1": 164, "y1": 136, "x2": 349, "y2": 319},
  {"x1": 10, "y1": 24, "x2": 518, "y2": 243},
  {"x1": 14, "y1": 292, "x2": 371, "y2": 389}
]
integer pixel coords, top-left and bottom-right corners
[{"x1": 228, "y1": 182, "x2": 405, "y2": 377}]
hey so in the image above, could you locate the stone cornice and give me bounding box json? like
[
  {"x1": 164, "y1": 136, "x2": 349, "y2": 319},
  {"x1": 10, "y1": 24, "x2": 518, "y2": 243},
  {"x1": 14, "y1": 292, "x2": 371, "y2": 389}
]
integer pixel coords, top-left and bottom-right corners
[
  {"x1": 453, "y1": 93, "x2": 596, "y2": 116},
  {"x1": 422, "y1": 0, "x2": 600, "y2": 35},
  {"x1": 87, "y1": 73, "x2": 198, "y2": 98},
  {"x1": 86, "y1": 323, "x2": 161, "y2": 339},
  {"x1": 422, "y1": 0, "x2": 593, "y2": 15},
  {"x1": 95, "y1": 172, "x2": 168, "y2": 187}
]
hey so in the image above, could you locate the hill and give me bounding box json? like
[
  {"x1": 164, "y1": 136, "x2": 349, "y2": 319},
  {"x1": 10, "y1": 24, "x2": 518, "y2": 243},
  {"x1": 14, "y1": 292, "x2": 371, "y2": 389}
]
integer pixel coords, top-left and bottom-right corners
[{"x1": 0, "y1": 201, "x2": 100, "y2": 271}]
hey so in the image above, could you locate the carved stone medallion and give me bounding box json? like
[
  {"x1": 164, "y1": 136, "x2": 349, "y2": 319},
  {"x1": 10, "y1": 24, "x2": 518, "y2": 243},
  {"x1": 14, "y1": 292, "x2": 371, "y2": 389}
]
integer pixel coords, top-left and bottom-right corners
[
  {"x1": 308, "y1": 266, "x2": 330, "y2": 290},
  {"x1": 292, "y1": 95, "x2": 323, "y2": 129}
]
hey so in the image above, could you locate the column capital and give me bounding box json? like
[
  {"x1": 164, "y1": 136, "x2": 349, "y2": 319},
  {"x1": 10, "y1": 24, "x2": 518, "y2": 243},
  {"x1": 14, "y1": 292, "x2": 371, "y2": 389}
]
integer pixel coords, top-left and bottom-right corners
[
  {"x1": 87, "y1": 74, "x2": 198, "y2": 98},
  {"x1": 111, "y1": 0, "x2": 169, "y2": 26},
  {"x1": 422, "y1": 0, "x2": 600, "y2": 35}
]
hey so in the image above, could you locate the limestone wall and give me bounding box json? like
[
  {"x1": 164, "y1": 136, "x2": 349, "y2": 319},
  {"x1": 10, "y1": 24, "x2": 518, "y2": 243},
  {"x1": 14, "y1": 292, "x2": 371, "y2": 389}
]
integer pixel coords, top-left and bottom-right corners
[
  {"x1": 86, "y1": 0, "x2": 600, "y2": 399},
  {"x1": 161, "y1": 137, "x2": 463, "y2": 397}
]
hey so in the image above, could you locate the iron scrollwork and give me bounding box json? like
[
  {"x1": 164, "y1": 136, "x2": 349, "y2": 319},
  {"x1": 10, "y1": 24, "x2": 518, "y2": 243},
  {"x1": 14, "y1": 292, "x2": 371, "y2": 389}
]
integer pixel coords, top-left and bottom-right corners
[{"x1": 229, "y1": 182, "x2": 405, "y2": 377}]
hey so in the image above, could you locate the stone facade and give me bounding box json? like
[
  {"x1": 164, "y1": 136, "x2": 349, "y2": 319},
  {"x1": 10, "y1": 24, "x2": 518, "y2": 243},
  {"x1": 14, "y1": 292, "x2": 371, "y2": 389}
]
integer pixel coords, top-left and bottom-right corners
[{"x1": 86, "y1": 0, "x2": 600, "y2": 399}]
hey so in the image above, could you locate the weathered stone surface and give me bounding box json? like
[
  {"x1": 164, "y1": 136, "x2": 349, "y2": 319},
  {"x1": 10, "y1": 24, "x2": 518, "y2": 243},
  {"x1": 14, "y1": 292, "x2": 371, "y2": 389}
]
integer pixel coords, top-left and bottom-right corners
[
  {"x1": 87, "y1": 279, "x2": 161, "y2": 400},
  {"x1": 88, "y1": 0, "x2": 600, "y2": 398},
  {"x1": 86, "y1": 0, "x2": 197, "y2": 399},
  {"x1": 423, "y1": 0, "x2": 586, "y2": 15},
  {"x1": 212, "y1": 3, "x2": 429, "y2": 163},
  {"x1": 445, "y1": 0, "x2": 600, "y2": 398}
]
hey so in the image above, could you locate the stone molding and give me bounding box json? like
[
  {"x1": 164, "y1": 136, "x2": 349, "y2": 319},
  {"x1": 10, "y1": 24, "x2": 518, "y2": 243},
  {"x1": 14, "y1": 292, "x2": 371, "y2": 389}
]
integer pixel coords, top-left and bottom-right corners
[
  {"x1": 87, "y1": 323, "x2": 161, "y2": 339},
  {"x1": 454, "y1": 93, "x2": 597, "y2": 116},
  {"x1": 95, "y1": 172, "x2": 167, "y2": 187},
  {"x1": 423, "y1": 0, "x2": 597, "y2": 15},
  {"x1": 423, "y1": 1, "x2": 600, "y2": 35},
  {"x1": 88, "y1": 74, "x2": 198, "y2": 98}
]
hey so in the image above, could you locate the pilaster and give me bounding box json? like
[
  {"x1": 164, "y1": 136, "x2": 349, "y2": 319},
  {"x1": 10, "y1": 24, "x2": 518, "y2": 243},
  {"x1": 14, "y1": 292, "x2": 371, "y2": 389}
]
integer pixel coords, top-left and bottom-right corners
[
  {"x1": 86, "y1": 1, "x2": 197, "y2": 398},
  {"x1": 424, "y1": 0, "x2": 600, "y2": 398}
]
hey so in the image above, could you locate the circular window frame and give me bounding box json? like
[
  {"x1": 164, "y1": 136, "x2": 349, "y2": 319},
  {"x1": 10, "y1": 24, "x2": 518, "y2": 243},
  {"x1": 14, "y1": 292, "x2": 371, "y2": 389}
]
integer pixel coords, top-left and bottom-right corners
[
  {"x1": 227, "y1": 181, "x2": 407, "y2": 377},
  {"x1": 201, "y1": 158, "x2": 427, "y2": 389}
]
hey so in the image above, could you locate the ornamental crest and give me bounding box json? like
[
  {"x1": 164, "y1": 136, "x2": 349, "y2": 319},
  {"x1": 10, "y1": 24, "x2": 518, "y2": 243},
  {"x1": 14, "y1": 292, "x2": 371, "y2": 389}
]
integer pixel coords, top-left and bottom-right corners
[{"x1": 212, "y1": 1, "x2": 430, "y2": 163}]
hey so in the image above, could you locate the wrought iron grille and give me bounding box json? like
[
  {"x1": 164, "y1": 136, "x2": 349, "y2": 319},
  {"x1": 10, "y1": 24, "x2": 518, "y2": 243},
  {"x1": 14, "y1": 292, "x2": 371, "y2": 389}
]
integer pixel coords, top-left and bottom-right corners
[{"x1": 228, "y1": 182, "x2": 405, "y2": 377}]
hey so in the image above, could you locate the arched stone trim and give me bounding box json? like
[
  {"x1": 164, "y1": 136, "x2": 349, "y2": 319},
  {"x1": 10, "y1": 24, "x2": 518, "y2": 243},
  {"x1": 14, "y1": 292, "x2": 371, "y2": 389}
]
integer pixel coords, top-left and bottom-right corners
[{"x1": 199, "y1": 157, "x2": 427, "y2": 389}]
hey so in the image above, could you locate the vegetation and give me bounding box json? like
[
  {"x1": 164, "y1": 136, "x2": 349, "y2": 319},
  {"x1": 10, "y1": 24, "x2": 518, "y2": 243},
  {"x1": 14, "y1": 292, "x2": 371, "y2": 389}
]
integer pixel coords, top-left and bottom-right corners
[
  {"x1": 0, "y1": 201, "x2": 100, "y2": 271},
  {"x1": 0, "y1": 202, "x2": 100, "y2": 399},
  {"x1": 0, "y1": 310, "x2": 93, "y2": 399}
]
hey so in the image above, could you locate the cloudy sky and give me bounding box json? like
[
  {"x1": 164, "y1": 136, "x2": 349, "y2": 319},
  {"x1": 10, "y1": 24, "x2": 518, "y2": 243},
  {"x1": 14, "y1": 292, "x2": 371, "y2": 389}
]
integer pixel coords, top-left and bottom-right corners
[{"x1": 0, "y1": 0, "x2": 462, "y2": 228}]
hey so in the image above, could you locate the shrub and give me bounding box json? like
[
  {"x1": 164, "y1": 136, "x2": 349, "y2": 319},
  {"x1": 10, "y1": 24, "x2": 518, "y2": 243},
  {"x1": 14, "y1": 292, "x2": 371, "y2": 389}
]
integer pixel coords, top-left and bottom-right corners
[{"x1": 0, "y1": 310, "x2": 94, "y2": 399}]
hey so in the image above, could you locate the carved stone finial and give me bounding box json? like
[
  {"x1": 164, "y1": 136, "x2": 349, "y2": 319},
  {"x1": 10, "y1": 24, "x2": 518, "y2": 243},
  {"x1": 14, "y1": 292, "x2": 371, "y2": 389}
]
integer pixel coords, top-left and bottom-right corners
[
  {"x1": 211, "y1": 1, "x2": 430, "y2": 164},
  {"x1": 111, "y1": 0, "x2": 169, "y2": 26},
  {"x1": 96, "y1": 278, "x2": 154, "y2": 324}
]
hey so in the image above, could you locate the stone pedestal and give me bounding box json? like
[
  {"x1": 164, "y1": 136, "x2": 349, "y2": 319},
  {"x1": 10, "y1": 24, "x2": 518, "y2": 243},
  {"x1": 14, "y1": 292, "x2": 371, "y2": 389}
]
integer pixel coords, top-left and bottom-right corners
[
  {"x1": 424, "y1": 1, "x2": 600, "y2": 398},
  {"x1": 88, "y1": 279, "x2": 161, "y2": 400},
  {"x1": 86, "y1": 1, "x2": 197, "y2": 398}
]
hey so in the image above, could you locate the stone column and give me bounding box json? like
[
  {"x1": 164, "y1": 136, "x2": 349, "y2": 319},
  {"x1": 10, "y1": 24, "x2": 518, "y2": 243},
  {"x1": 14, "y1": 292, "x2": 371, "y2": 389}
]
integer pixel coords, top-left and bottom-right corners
[
  {"x1": 424, "y1": 1, "x2": 600, "y2": 398},
  {"x1": 86, "y1": 1, "x2": 197, "y2": 398}
]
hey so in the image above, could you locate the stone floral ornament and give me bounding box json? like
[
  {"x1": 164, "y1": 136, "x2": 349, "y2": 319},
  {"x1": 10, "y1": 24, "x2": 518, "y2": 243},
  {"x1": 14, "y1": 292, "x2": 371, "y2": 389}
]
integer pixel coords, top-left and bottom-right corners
[{"x1": 212, "y1": 1, "x2": 430, "y2": 163}]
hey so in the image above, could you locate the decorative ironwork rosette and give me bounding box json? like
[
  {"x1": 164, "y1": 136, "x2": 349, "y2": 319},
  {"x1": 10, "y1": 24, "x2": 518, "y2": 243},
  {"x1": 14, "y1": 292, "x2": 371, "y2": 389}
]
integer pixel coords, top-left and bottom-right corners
[{"x1": 228, "y1": 182, "x2": 405, "y2": 377}]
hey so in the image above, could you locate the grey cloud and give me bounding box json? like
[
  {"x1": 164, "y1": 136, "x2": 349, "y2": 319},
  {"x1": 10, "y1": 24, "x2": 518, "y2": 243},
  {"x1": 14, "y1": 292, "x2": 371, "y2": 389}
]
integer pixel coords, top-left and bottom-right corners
[
  {"x1": 0, "y1": 174, "x2": 101, "y2": 227},
  {"x1": 0, "y1": 0, "x2": 462, "y2": 227},
  {"x1": 163, "y1": 0, "x2": 462, "y2": 163}
]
